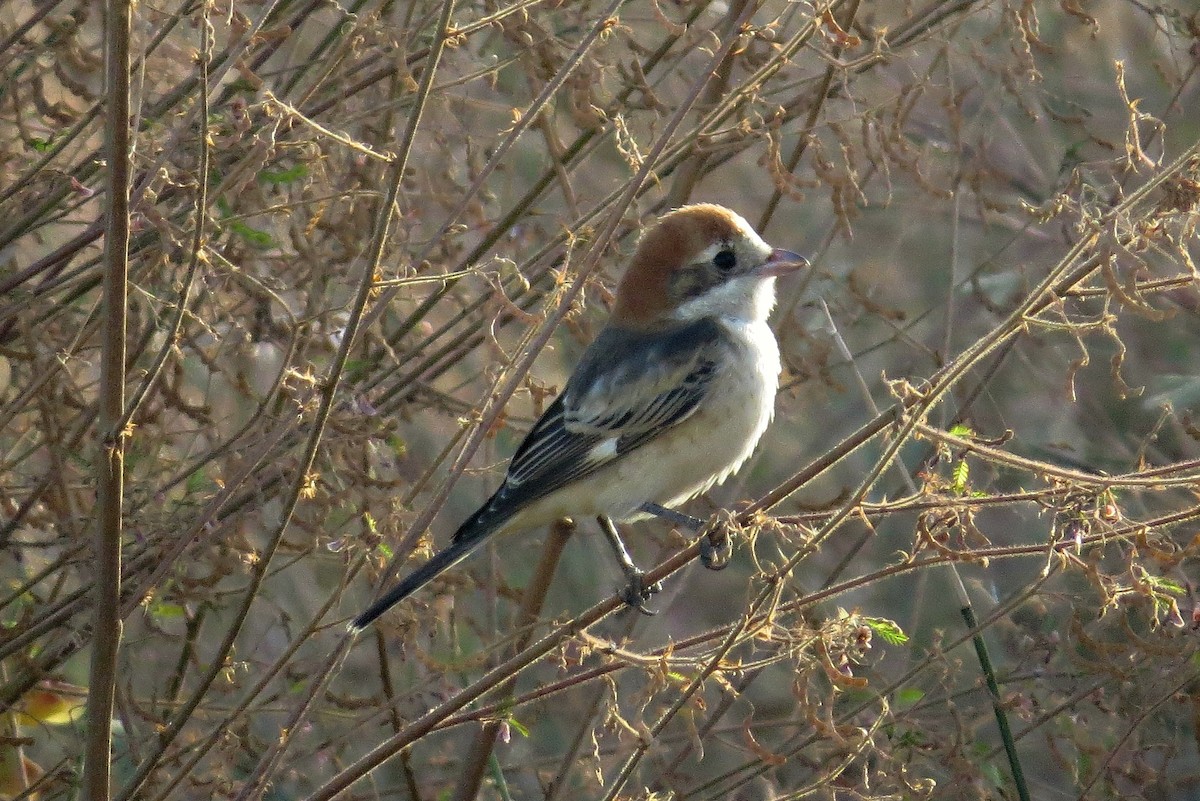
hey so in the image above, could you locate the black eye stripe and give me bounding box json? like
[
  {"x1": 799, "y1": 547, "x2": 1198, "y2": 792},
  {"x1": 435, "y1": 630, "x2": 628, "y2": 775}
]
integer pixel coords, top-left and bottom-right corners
[{"x1": 713, "y1": 249, "x2": 737, "y2": 271}]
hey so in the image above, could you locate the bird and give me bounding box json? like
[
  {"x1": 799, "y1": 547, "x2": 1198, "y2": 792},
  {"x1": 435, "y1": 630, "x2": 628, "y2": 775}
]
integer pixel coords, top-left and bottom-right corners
[{"x1": 352, "y1": 203, "x2": 806, "y2": 630}]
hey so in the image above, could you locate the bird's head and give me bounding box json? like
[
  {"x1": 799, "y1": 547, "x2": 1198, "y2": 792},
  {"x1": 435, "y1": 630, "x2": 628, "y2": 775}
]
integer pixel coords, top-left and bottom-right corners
[{"x1": 611, "y1": 203, "x2": 807, "y2": 328}]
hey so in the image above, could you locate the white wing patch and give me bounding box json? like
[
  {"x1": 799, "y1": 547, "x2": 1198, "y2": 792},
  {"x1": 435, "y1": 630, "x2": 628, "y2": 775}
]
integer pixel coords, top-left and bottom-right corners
[{"x1": 587, "y1": 438, "x2": 619, "y2": 461}]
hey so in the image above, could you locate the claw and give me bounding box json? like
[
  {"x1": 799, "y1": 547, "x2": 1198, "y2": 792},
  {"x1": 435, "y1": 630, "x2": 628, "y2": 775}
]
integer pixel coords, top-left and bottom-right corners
[
  {"x1": 619, "y1": 572, "x2": 661, "y2": 615},
  {"x1": 699, "y1": 528, "x2": 733, "y2": 570}
]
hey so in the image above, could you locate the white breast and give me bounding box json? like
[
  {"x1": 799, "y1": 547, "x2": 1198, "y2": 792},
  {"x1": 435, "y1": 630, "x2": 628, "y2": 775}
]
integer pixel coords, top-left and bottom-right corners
[
  {"x1": 500, "y1": 312, "x2": 782, "y2": 529},
  {"x1": 585, "y1": 315, "x2": 780, "y2": 520},
  {"x1": 676, "y1": 317, "x2": 780, "y2": 495}
]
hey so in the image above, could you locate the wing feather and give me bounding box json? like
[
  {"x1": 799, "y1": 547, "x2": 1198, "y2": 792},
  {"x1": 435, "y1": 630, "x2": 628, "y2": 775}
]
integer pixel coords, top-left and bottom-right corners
[
  {"x1": 462, "y1": 318, "x2": 728, "y2": 532},
  {"x1": 564, "y1": 318, "x2": 724, "y2": 435}
]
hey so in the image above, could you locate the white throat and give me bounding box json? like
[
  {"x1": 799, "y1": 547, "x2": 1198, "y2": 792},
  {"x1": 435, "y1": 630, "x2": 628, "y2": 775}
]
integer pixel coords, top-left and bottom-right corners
[{"x1": 672, "y1": 274, "x2": 778, "y2": 324}]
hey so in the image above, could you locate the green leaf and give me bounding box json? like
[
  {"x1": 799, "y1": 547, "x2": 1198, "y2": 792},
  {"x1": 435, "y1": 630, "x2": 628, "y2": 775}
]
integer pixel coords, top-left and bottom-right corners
[
  {"x1": 148, "y1": 601, "x2": 186, "y2": 619},
  {"x1": 185, "y1": 469, "x2": 208, "y2": 494},
  {"x1": 863, "y1": 617, "x2": 909, "y2": 645},
  {"x1": 259, "y1": 163, "x2": 308, "y2": 184},
  {"x1": 227, "y1": 77, "x2": 259, "y2": 93},
  {"x1": 894, "y1": 727, "x2": 926, "y2": 747},
  {"x1": 225, "y1": 220, "x2": 276, "y2": 248},
  {"x1": 343, "y1": 358, "x2": 371, "y2": 382},
  {"x1": 980, "y1": 761, "x2": 1004, "y2": 789},
  {"x1": 895, "y1": 687, "x2": 925, "y2": 708},
  {"x1": 951, "y1": 458, "x2": 970, "y2": 495},
  {"x1": 1136, "y1": 566, "x2": 1185, "y2": 596},
  {"x1": 1154, "y1": 577, "x2": 1185, "y2": 595}
]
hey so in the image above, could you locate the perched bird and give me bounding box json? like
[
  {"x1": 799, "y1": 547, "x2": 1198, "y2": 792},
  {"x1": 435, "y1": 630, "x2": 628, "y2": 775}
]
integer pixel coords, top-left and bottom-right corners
[{"x1": 352, "y1": 204, "x2": 806, "y2": 630}]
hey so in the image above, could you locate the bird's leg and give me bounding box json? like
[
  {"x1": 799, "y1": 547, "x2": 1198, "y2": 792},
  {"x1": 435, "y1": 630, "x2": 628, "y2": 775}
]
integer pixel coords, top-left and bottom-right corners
[
  {"x1": 596, "y1": 515, "x2": 661, "y2": 615},
  {"x1": 638, "y1": 502, "x2": 704, "y2": 531},
  {"x1": 639, "y1": 502, "x2": 733, "y2": 571}
]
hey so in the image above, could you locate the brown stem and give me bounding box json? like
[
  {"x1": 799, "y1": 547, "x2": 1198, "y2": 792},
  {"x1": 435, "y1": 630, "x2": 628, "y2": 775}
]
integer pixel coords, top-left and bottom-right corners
[{"x1": 82, "y1": 1, "x2": 131, "y2": 799}]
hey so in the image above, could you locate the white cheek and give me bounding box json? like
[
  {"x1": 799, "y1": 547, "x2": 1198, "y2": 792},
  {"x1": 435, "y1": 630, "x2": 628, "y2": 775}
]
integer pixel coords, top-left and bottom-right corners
[{"x1": 673, "y1": 275, "x2": 777, "y2": 322}]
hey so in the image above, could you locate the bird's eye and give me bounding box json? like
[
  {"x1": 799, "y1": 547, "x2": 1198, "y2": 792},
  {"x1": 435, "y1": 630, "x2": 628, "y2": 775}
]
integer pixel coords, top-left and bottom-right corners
[{"x1": 713, "y1": 249, "x2": 737, "y2": 271}]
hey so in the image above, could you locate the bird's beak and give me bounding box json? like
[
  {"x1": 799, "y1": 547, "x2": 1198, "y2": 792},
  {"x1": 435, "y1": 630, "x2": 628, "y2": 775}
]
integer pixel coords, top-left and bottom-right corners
[{"x1": 758, "y1": 248, "x2": 809, "y2": 277}]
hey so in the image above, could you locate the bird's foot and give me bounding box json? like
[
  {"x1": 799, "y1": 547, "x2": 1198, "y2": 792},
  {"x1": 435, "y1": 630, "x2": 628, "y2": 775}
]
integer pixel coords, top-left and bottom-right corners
[
  {"x1": 619, "y1": 571, "x2": 663, "y2": 616},
  {"x1": 699, "y1": 519, "x2": 733, "y2": 570}
]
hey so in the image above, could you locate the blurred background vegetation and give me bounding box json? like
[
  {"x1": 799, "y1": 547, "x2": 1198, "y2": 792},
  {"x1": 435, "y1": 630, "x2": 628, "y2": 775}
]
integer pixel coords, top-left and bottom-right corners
[{"x1": 1, "y1": 0, "x2": 1199, "y2": 798}]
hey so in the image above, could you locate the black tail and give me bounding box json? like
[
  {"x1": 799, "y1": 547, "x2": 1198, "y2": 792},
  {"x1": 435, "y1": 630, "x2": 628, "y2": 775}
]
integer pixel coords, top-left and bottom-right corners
[{"x1": 350, "y1": 504, "x2": 505, "y2": 632}]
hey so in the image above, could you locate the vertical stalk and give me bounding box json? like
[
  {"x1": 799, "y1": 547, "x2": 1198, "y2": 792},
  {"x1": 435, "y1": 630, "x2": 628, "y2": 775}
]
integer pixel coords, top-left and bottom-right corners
[
  {"x1": 82, "y1": 1, "x2": 131, "y2": 799},
  {"x1": 450, "y1": 521, "x2": 574, "y2": 801}
]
